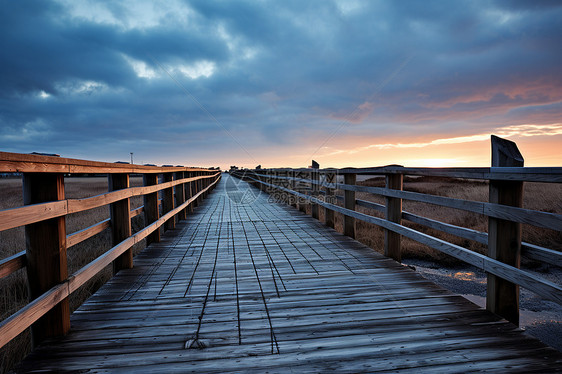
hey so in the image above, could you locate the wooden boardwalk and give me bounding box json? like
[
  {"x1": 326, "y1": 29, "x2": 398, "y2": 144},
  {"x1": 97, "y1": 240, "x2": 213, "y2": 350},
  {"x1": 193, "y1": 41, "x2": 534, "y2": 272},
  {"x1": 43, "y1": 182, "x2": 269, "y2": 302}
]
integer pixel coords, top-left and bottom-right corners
[{"x1": 15, "y1": 175, "x2": 562, "y2": 373}]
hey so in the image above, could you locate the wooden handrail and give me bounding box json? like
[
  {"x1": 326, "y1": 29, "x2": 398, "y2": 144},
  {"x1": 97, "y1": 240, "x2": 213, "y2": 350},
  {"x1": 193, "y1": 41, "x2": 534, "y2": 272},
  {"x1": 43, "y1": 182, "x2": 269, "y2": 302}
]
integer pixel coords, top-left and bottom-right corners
[
  {"x1": 237, "y1": 172, "x2": 562, "y2": 303},
  {"x1": 231, "y1": 136, "x2": 561, "y2": 326},
  {"x1": 253, "y1": 173, "x2": 562, "y2": 231},
  {"x1": 0, "y1": 173, "x2": 220, "y2": 232},
  {"x1": 314, "y1": 195, "x2": 562, "y2": 267},
  {"x1": 255, "y1": 166, "x2": 562, "y2": 182},
  {"x1": 0, "y1": 151, "x2": 213, "y2": 174},
  {"x1": 0, "y1": 251, "x2": 26, "y2": 279},
  {"x1": 1, "y1": 205, "x2": 148, "y2": 280},
  {"x1": 0, "y1": 152, "x2": 221, "y2": 349}
]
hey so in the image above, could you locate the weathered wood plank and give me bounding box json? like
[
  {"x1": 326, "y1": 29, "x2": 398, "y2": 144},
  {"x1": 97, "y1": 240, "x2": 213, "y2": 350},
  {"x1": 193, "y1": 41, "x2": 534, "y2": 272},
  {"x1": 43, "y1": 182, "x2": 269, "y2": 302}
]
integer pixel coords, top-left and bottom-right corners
[
  {"x1": 0, "y1": 250, "x2": 26, "y2": 279},
  {"x1": 0, "y1": 150, "x2": 216, "y2": 174},
  {"x1": 0, "y1": 282, "x2": 69, "y2": 349},
  {"x1": 385, "y1": 172, "x2": 402, "y2": 261},
  {"x1": 245, "y1": 176, "x2": 562, "y2": 305},
  {"x1": 250, "y1": 165, "x2": 562, "y2": 183},
  {"x1": 143, "y1": 173, "x2": 160, "y2": 245},
  {"x1": 0, "y1": 174, "x2": 219, "y2": 233},
  {"x1": 23, "y1": 172, "x2": 70, "y2": 346},
  {"x1": 265, "y1": 173, "x2": 562, "y2": 231},
  {"x1": 0, "y1": 175, "x2": 221, "y2": 352},
  {"x1": 343, "y1": 173, "x2": 356, "y2": 238},
  {"x1": 109, "y1": 173, "x2": 133, "y2": 273},
  {"x1": 0, "y1": 201, "x2": 68, "y2": 232},
  {"x1": 66, "y1": 218, "x2": 110, "y2": 248},
  {"x1": 12, "y1": 174, "x2": 562, "y2": 373},
  {"x1": 130, "y1": 206, "x2": 143, "y2": 219},
  {"x1": 324, "y1": 172, "x2": 336, "y2": 228},
  {"x1": 487, "y1": 135, "x2": 524, "y2": 325}
]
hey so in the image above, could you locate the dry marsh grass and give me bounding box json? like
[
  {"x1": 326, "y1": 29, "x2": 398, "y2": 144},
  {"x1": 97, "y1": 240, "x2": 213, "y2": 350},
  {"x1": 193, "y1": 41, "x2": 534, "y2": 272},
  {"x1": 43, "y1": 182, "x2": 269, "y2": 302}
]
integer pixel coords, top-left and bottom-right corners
[
  {"x1": 338, "y1": 176, "x2": 562, "y2": 265},
  {"x1": 0, "y1": 176, "x2": 146, "y2": 373},
  {"x1": 1, "y1": 175, "x2": 560, "y2": 372},
  {"x1": 306, "y1": 176, "x2": 561, "y2": 266}
]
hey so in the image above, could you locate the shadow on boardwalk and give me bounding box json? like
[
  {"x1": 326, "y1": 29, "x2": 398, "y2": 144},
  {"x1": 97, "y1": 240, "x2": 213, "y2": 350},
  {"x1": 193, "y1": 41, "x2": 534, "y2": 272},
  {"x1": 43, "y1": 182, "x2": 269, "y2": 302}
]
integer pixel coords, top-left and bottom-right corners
[{"x1": 14, "y1": 175, "x2": 562, "y2": 372}]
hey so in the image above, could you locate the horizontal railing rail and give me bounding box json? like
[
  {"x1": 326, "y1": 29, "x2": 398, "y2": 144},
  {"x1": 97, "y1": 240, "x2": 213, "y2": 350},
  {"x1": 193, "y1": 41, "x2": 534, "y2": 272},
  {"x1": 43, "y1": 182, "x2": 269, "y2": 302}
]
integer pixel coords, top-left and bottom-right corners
[
  {"x1": 231, "y1": 135, "x2": 562, "y2": 326},
  {"x1": 263, "y1": 166, "x2": 562, "y2": 182},
  {"x1": 254, "y1": 174, "x2": 562, "y2": 230},
  {"x1": 0, "y1": 151, "x2": 221, "y2": 349},
  {"x1": 311, "y1": 195, "x2": 562, "y2": 267}
]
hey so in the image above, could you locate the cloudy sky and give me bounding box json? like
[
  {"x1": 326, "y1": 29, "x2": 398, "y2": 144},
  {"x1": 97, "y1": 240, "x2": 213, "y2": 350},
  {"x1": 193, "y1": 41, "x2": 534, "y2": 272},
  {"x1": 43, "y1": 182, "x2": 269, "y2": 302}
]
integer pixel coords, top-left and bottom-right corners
[{"x1": 1, "y1": 0, "x2": 561, "y2": 169}]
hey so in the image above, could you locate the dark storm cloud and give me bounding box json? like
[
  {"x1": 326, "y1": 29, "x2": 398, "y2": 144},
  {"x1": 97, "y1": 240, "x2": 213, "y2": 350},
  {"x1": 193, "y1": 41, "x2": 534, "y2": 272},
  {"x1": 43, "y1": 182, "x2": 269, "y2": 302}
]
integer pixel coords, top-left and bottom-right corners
[{"x1": 0, "y1": 0, "x2": 561, "y2": 165}]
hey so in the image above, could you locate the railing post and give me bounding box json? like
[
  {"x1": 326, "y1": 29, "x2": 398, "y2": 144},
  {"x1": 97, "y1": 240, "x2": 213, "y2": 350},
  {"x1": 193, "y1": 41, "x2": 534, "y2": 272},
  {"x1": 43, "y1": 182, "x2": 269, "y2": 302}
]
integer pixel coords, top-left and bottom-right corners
[
  {"x1": 143, "y1": 173, "x2": 160, "y2": 245},
  {"x1": 185, "y1": 171, "x2": 193, "y2": 213},
  {"x1": 267, "y1": 170, "x2": 273, "y2": 194},
  {"x1": 297, "y1": 170, "x2": 307, "y2": 213},
  {"x1": 343, "y1": 173, "x2": 356, "y2": 238},
  {"x1": 176, "y1": 171, "x2": 187, "y2": 221},
  {"x1": 202, "y1": 172, "x2": 209, "y2": 198},
  {"x1": 277, "y1": 170, "x2": 293, "y2": 206},
  {"x1": 109, "y1": 173, "x2": 133, "y2": 273},
  {"x1": 311, "y1": 165, "x2": 319, "y2": 220},
  {"x1": 196, "y1": 172, "x2": 203, "y2": 206},
  {"x1": 258, "y1": 171, "x2": 265, "y2": 192},
  {"x1": 23, "y1": 172, "x2": 70, "y2": 346},
  {"x1": 200, "y1": 172, "x2": 205, "y2": 198},
  {"x1": 163, "y1": 172, "x2": 175, "y2": 231},
  {"x1": 289, "y1": 170, "x2": 297, "y2": 208},
  {"x1": 191, "y1": 172, "x2": 199, "y2": 209},
  {"x1": 324, "y1": 172, "x2": 335, "y2": 229},
  {"x1": 187, "y1": 171, "x2": 195, "y2": 212},
  {"x1": 487, "y1": 135, "x2": 524, "y2": 325},
  {"x1": 384, "y1": 172, "x2": 403, "y2": 262}
]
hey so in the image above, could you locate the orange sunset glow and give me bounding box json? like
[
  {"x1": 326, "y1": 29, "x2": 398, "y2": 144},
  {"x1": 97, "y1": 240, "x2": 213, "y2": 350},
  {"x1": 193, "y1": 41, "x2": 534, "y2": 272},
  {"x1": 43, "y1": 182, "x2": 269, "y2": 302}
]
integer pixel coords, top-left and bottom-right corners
[{"x1": 1, "y1": 1, "x2": 561, "y2": 170}]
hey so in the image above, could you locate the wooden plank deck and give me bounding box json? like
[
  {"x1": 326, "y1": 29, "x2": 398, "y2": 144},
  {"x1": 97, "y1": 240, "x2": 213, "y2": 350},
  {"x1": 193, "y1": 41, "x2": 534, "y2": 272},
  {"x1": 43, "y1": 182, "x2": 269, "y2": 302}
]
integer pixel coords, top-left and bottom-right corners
[{"x1": 14, "y1": 174, "x2": 562, "y2": 373}]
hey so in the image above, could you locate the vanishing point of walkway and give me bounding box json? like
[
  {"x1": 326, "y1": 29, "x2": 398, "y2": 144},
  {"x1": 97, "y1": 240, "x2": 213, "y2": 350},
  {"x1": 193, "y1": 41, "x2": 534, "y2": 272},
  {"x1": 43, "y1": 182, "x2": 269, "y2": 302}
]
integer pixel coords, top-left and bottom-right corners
[{"x1": 15, "y1": 175, "x2": 562, "y2": 372}]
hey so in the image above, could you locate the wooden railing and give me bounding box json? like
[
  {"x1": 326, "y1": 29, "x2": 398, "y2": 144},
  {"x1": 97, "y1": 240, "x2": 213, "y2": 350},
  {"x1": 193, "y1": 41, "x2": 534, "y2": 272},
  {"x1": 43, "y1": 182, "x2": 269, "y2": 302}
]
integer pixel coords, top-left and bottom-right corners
[
  {"x1": 231, "y1": 136, "x2": 562, "y2": 325},
  {"x1": 0, "y1": 151, "x2": 221, "y2": 348}
]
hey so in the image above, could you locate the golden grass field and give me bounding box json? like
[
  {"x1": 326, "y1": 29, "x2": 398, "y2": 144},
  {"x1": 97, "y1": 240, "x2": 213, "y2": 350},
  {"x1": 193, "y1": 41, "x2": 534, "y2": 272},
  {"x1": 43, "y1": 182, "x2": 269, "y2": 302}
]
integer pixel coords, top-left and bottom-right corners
[{"x1": 0, "y1": 175, "x2": 560, "y2": 372}]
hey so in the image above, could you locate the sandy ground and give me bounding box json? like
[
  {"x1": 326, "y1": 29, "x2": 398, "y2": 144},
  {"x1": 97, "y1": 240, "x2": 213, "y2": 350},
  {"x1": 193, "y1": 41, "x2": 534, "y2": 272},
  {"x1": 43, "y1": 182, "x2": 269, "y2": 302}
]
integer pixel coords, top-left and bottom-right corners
[{"x1": 402, "y1": 258, "x2": 562, "y2": 352}]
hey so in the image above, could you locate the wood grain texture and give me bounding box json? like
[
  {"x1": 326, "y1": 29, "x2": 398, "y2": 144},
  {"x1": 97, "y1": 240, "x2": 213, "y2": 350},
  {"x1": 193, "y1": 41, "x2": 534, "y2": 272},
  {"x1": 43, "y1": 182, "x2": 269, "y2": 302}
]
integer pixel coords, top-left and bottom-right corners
[
  {"x1": 0, "y1": 201, "x2": 68, "y2": 232},
  {"x1": 356, "y1": 198, "x2": 385, "y2": 214},
  {"x1": 177, "y1": 172, "x2": 188, "y2": 220},
  {"x1": 130, "y1": 206, "x2": 144, "y2": 219},
  {"x1": 267, "y1": 174, "x2": 562, "y2": 231},
  {"x1": 66, "y1": 219, "x2": 111, "y2": 248},
  {"x1": 0, "y1": 282, "x2": 69, "y2": 350},
  {"x1": 324, "y1": 172, "x2": 335, "y2": 228},
  {"x1": 311, "y1": 170, "x2": 319, "y2": 220},
  {"x1": 245, "y1": 164, "x2": 562, "y2": 183},
  {"x1": 0, "y1": 173, "x2": 220, "y2": 233},
  {"x1": 0, "y1": 151, "x2": 216, "y2": 174},
  {"x1": 247, "y1": 172, "x2": 561, "y2": 271},
  {"x1": 487, "y1": 135, "x2": 524, "y2": 325},
  {"x1": 13, "y1": 174, "x2": 562, "y2": 373},
  {"x1": 0, "y1": 251, "x2": 26, "y2": 279},
  {"x1": 186, "y1": 172, "x2": 194, "y2": 213},
  {"x1": 244, "y1": 175, "x2": 562, "y2": 306},
  {"x1": 143, "y1": 173, "x2": 160, "y2": 245},
  {"x1": 23, "y1": 173, "x2": 70, "y2": 346},
  {"x1": 0, "y1": 175, "x2": 221, "y2": 351},
  {"x1": 384, "y1": 173, "x2": 403, "y2": 261},
  {"x1": 109, "y1": 174, "x2": 133, "y2": 273},
  {"x1": 343, "y1": 173, "x2": 356, "y2": 238},
  {"x1": 2, "y1": 206, "x2": 142, "y2": 279},
  {"x1": 162, "y1": 173, "x2": 175, "y2": 231}
]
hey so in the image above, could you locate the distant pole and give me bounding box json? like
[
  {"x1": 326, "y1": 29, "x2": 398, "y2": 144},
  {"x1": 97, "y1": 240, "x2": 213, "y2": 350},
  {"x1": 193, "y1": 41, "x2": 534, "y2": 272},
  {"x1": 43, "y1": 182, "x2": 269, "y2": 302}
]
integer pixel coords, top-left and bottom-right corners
[{"x1": 130, "y1": 152, "x2": 134, "y2": 164}]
